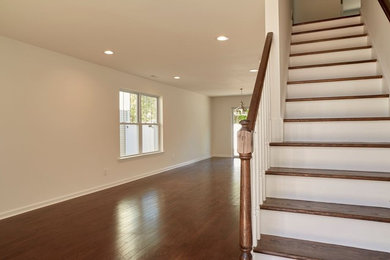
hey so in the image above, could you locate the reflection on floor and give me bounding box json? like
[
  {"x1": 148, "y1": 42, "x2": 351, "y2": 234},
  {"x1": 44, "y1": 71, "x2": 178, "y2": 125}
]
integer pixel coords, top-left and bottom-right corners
[{"x1": 0, "y1": 157, "x2": 240, "y2": 259}]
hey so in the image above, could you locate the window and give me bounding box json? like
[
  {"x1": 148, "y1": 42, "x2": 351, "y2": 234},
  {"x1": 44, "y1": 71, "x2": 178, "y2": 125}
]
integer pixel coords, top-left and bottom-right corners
[{"x1": 119, "y1": 90, "x2": 161, "y2": 158}]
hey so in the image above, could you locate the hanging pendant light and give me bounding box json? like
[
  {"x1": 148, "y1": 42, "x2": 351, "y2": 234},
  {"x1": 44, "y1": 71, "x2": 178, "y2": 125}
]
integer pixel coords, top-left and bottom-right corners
[{"x1": 234, "y1": 88, "x2": 248, "y2": 116}]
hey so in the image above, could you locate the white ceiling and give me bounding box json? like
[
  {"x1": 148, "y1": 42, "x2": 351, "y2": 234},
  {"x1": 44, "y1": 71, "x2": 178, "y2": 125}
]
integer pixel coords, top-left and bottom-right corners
[{"x1": 0, "y1": 0, "x2": 265, "y2": 96}]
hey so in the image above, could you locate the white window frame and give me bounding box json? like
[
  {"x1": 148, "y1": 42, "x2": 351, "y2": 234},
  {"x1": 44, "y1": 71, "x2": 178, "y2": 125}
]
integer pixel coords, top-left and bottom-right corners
[{"x1": 119, "y1": 90, "x2": 162, "y2": 159}]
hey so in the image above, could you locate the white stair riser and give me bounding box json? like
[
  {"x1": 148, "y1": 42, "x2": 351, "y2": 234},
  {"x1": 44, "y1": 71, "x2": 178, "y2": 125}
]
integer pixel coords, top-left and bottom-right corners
[
  {"x1": 292, "y1": 26, "x2": 365, "y2": 43},
  {"x1": 287, "y1": 79, "x2": 383, "y2": 98},
  {"x1": 260, "y1": 211, "x2": 390, "y2": 252},
  {"x1": 288, "y1": 63, "x2": 377, "y2": 81},
  {"x1": 285, "y1": 98, "x2": 389, "y2": 118},
  {"x1": 254, "y1": 253, "x2": 292, "y2": 260},
  {"x1": 290, "y1": 48, "x2": 373, "y2": 66},
  {"x1": 291, "y1": 36, "x2": 368, "y2": 54},
  {"x1": 270, "y1": 146, "x2": 390, "y2": 172},
  {"x1": 292, "y1": 16, "x2": 362, "y2": 33},
  {"x1": 266, "y1": 176, "x2": 390, "y2": 207},
  {"x1": 284, "y1": 121, "x2": 390, "y2": 142}
]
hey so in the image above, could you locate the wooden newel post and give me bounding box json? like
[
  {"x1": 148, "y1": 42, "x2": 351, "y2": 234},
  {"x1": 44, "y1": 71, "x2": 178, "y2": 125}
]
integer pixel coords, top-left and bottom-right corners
[{"x1": 237, "y1": 119, "x2": 253, "y2": 260}]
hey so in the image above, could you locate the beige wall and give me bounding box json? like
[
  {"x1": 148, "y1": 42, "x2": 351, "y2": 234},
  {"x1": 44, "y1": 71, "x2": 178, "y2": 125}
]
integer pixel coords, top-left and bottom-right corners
[
  {"x1": 0, "y1": 36, "x2": 211, "y2": 218},
  {"x1": 343, "y1": 0, "x2": 361, "y2": 11},
  {"x1": 211, "y1": 95, "x2": 251, "y2": 157},
  {"x1": 361, "y1": 0, "x2": 390, "y2": 92},
  {"x1": 293, "y1": 0, "x2": 342, "y2": 24}
]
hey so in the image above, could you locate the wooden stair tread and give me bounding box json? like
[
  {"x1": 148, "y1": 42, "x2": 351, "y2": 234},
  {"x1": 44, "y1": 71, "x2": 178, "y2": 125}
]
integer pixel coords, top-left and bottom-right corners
[
  {"x1": 293, "y1": 14, "x2": 361, "y2": 26},
  {"x1": 286, "y1": 94, "x2": 389, "y2": 102},
  {"x1": 260, "y1": 198, "x2": 390, "y2": 223},
  {"x1": 292, "y1": 23, "x2": 364, "y2": 35},
  {"x1": 254, "y1": 235, "x2": 390, "y2": 260},
  {"x1": 290, "y1": 46, "x2": 372, "y2": 57},
  {"x1": 270, "y1": 142, "x2": 390, "y2": 148},
  {"x1": 289, "y1": 59, "x2": 377, "y2": 69},
  {"x1": 266, "y1": 167, "x2": 390, "y2": 181},
  {"x1": 288, "y1": 75, "x2": 382, "y2": 85},
  {"x1": 284, "y1": 117, "x2": 390, "y2": 122},
  {"x1": 291, "y1": 33, "x2": 368, "y2": 45}
]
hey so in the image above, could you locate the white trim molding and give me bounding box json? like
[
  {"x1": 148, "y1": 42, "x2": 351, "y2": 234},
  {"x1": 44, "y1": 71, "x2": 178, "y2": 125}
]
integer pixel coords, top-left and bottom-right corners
[{"x1": 212, "y1": 154, "x2": 233, "y2": 158}]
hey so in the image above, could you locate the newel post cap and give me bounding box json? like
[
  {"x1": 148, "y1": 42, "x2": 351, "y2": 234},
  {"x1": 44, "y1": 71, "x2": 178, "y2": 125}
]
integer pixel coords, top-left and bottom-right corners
[{"x1": 239, "y1": 119, "x2": 250, "y2": 130}]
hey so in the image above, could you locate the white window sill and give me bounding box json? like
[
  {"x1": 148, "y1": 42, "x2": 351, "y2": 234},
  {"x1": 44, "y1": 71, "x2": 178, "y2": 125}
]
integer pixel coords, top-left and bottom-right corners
[{"x1": 118, "y1": 151, "x2": 164, "y2": 161}]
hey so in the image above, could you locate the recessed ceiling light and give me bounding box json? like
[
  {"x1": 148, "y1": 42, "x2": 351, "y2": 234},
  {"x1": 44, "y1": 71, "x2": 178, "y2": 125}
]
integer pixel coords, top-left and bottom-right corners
[
  {"x1": 217, "y1": 35, "x2": 229, "y2": 41},
  {"x1": 249, "y1": 69, "x2": 258, "y2": 73},
  {"x1": 173, "y1": 76, "x2": 181, "y2": 80},
  {"x1": 104, "y1": 50, "x2": 114, "y2": 55}
]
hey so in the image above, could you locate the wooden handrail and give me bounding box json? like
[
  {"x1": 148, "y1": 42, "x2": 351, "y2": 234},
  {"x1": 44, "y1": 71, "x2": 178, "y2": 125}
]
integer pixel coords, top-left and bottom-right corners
[
  {"x1": 237, "y1": 32, "x2": 273, "y2": 260},
  {"x1": 247, "y1": 32, "x2": 274, "y2": 131},
  {"x1": 379, "y1": 0, "x2": 390, "y2": 22}
]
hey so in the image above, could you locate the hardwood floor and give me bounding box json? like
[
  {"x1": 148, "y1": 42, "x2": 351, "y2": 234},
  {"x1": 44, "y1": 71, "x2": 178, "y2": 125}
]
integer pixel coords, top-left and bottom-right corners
[{"x1": 0, "y1": 158, "x2": 240, "y2": 260}]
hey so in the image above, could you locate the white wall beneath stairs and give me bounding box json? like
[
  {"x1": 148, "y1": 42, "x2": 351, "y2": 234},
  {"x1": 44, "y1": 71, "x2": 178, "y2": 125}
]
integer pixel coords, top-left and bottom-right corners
[
  {"x1": 0, "y1": 36, "x2": 211, "y2": 219},
  {"x1": 265, "y1": 0, "x2": 292, "y2": 142},
  {"x1": 211, "y1": 95, "x2": 252, "y2": 157},
  {"x1": 361, "y1": 0, "x2": 390, "y2": 93},
  {"x1": 278, "y1": 0, "x2": 293, "y2": 125},
  {"x1": 254, "y1": 0, "x2": 292, "y2": 243}
]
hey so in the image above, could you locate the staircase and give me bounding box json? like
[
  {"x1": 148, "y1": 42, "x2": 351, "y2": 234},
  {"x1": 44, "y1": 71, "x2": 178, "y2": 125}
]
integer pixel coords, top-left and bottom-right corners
[{"x1": 253, "y1": 14, "x2": 390, "y2": 259}]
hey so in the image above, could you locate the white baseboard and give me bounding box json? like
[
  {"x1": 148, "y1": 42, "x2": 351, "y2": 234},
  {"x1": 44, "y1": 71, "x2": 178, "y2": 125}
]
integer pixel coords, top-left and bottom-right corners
[
  {"x1": 254, "y1": 253, "x2": 292, "y2": 260},
  {"x1": 0, "y1": 155, "x2": 210, "y2": 220},
  {"x1": 212, "y1": 154, "x2": 233, "y2": 158}
]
